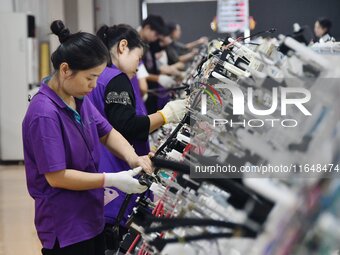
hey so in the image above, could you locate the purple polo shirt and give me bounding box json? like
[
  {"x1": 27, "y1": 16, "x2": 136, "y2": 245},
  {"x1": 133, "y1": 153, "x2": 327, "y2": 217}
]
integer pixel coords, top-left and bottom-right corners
[{"x1": 22, "y1": 82, "x2": 112, "y2": 249}]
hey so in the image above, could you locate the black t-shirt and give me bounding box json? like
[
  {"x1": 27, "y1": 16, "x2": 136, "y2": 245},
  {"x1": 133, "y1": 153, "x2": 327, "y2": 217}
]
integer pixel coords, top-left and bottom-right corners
[
  {"x1": 143, "y1": 40, "x2": 165, "y2": 74},
  {"x1": 104, "y1": 73, "x2": 150, "y2": 141},
  {"x1": 166, "y1": 42, "x2": 180, "y2": 65},
  {"x1": 173, "y1": 41, "x2": 189, "y2": 55}
]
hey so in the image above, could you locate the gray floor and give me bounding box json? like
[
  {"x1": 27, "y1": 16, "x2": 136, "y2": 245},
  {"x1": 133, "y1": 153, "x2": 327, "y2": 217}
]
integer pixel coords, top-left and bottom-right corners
[{"x1": 0, "y1": 165, "x2": 41, "y2": 255}]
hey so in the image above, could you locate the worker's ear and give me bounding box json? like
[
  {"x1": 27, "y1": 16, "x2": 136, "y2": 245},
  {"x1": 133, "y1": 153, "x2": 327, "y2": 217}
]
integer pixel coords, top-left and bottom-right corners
[
  {"x1": 118, "y1": 39, "x2": 128, "y2": 54},
  {"x1": 59, "y1": 62, "x2": 72, "y2": 79}
]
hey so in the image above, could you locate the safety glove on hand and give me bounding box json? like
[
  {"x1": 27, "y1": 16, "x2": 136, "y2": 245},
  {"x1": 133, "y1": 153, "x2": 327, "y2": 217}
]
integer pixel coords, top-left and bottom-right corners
[
  {"x1": 158, "y1": 74, "x2": 177, "y2": 88},
  {"x1": 103, "y1": 167, "x2": 148, "y2": 194},
  {"x1": 158, "y1": 98, "x2": 187, "y2": 124}
]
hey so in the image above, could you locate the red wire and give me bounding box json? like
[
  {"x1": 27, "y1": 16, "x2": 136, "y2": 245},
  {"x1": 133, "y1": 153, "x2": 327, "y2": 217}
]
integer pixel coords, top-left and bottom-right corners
[
  {"x1": 138, "y1": 243, "x2": 146, "y2": 255},
  {"x1": 224, "y1": 36, "x2": 243, "y2": 49},
  {"x1": 135, "y1": 200, "x2": 164, "y2": 255},
  {"x1": 126, "y1": 234, "x2": 140, "y2": 255},
  {"x1": 156, "y1": 201, "x2": 164, "y2": 217},
  {"x1": 127, "y1": 167, "x2": 179, "y2": 254},
  {"x1": 152, "y1": 200, "x2": 161, "y2": 215},
  {"x1": 170, "y1": 170, "x2": 178, "y2": 181},
  {"x1": 182, "y1": 143, "x2": 192, "y2": 157}
]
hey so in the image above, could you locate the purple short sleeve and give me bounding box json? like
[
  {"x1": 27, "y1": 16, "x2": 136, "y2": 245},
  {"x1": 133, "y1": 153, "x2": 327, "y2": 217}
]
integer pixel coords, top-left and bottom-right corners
[
  {"x1": 29, "y1": 116, "x2": 66, "y2": 174},
  {"x1": 23, "y1": 84, "x2": 107, "y2": 249},
  {"x1": 88, "y1": 100, "x2": 112, "y2": 138}
]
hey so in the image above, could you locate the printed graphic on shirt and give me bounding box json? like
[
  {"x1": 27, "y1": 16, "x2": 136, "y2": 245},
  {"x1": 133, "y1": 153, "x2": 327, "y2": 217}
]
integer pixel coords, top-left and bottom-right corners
[
  {"x1": 106, "y1": 91, "x2": 132, "y2": 106},
  {"x1": 104, "y1": 188, "x2": 119, "y2": 206}
]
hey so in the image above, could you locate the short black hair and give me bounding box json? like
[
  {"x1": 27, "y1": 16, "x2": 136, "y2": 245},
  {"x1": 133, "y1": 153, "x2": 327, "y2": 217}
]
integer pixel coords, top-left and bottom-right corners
[
  {"x1": 317, "y1": 17, "x2": 332, "y2": 34},
  {"x1": 141, "y1": 15, "x2": 166, "y2": 35},
  {"x1": 50, "y1": 20, "x2": 110, "y2": 71}
]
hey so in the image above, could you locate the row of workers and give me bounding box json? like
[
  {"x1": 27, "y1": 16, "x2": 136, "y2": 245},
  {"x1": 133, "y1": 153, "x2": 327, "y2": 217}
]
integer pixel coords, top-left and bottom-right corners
[{"x1": 23, "y1": 15, "x2": 205, "y2": 255}]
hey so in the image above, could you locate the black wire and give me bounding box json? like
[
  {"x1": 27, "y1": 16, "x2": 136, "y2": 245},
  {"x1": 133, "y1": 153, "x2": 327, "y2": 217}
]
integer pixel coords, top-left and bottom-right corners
[
  {"x1": 161, "y1": 232, "x2": 233, "y2": 243},
  {"x1": 190, "y1": 86, "x2": 204, "y2": 109},
  {"x1": 239, "y1": 28, "x2": 277, "y2": 42},
  {"x1": 154, "y1": 113, "x2": 190, "y2": 158},
  {"x1": 144, "y1": 217, "x2": 257, "y2": 236},
  {"x1": 151, "y1": 156, "x2": 265, "y2": 208},
  {"x1": 242, "y1": 42, "x2": 260, "y2": 46},
  {"x1": 147, "y1": 85, "x2": 189, "y2": 93},
  {"x1": 151, "y1": 155, "x2": 190, "y2": 173},
  {"x1": 195, "y1": 56, "x2": 208, "y2": 77},
  {"x1": 149, "y1": 232, "x2": 235, "y2": 251}
]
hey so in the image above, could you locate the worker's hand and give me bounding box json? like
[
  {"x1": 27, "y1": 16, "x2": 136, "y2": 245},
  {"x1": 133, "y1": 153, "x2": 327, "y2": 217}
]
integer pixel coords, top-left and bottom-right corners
[
  {"x1": 192, "y1": 48, "x2": 199, "y2": 54},
  {"x1": 158, "y1": 74, "x2": 177, "y2": 88},
  {"x1": 103, "y1": 167, "x2": 148, "y2": 194},
  {"x1": 128, "y1": 155, "x2": 153, "y2": 174},
  {"x1": 159, "y1": 98, "x2": 187, "y2": 124},
  {"x1": 168, "y1": 65, "x2": 182, "y2": 76},
  {"x1": 198, "y1": 36, "x2": 209, "y2": 45},
  {"x1": 191, "y1": 48, "x2": 199, "y2": 56}
]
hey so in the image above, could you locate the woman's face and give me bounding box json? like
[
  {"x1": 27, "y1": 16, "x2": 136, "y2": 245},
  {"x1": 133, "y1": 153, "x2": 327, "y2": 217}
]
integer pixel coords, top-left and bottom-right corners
[
  {"x1": 314, "y1": 21, "x2": 327, "y2": 38},
  {"x1": 172, "y1": 24, "x2": 182, "y2": 41},
  {"x1": 143, "y1": 25, "x2": 159, "y2": 43},
  {"x1": 114, "y1": 40, "x2": 143, "y2": 79},
  {"x1": 60, "y1": 63, "x2": 106, "y2": 97}
]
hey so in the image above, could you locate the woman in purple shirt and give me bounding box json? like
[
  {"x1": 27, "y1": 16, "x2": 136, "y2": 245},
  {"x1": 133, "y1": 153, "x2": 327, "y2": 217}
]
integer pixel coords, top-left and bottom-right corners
[
  {"x1": 22, "y1": 20, "x2": 152, "y2": 255},
  {"x1": 88, "y1": 24, "x2": 187, "y2": 251}
]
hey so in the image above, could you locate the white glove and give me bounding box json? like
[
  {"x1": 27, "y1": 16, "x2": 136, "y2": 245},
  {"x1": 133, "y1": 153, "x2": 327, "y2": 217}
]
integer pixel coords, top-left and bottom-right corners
[
  {"x1": 158, "y1": 74, "x2": 177, "y2": 88},
  {"x1": 103, "y1": 167, "x2": 148, "y2": 194},
  {"x1": 159, "y1": 99, "x2": 187, "y2": 124}
]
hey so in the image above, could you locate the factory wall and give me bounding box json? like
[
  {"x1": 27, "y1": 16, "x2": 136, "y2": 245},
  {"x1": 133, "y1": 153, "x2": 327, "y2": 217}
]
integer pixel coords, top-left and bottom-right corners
[{"x1": 144, "y1": 0, "x2": 340, "y2": 43}]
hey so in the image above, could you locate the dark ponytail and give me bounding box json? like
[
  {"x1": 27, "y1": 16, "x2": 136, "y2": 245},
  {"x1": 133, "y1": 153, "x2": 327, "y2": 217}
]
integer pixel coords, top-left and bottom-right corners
[
  {"x1": 96, "y1": 24, "x2": 110, "y2": 46},
  {"x1": 96, "y1": 24, "x2": 146, "y2": 54},
  {"x1": 50, "y1": 20, "x2": 110, "y2": 71}
]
